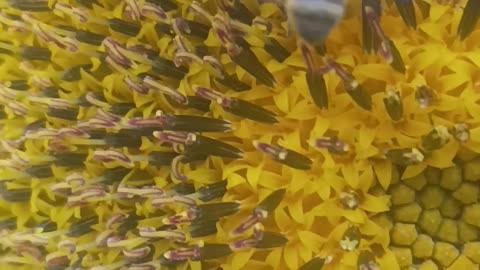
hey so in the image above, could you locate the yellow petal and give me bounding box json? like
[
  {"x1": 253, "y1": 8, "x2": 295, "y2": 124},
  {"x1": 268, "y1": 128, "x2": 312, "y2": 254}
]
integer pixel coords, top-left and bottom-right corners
[{"x1": 373, "y1": 160, "x2": 392, "y2": 190}]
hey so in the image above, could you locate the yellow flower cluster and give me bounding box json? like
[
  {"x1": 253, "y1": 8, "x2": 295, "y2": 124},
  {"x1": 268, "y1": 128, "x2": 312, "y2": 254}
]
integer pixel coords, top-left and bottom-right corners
[{"x1": 0, "y1": 0, "x2": 479, "y2": 270}]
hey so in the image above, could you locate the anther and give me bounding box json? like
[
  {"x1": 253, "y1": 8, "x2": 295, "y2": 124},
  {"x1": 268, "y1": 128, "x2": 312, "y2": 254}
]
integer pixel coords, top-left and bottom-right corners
[
  {"x1": 125, "y1": 0, "x2": 143, "y2": 21},
  {"x1": 151, "y1": 195, "x2": 196, "y2": 208},
  {"x1": 174, "y1": 51, "x2": 203, "y2": 67},
  {"x1": 92, "y1": 149, "x2": 134, "y2": 167},
  {"x1": 364, "y1": 6, "x2": 392, "y2": 64},
  {"x1": 415, "y1": 85, "x2": 434, "y2": 108},
  {"x1": 312, "y1": 137, "x2": 350, "y2": 155},
  {"x1": 171, "y1": 155, "x2": 188, "y2": 181},
  {"x1": 189, "y1": 1, "x2": 213, "y2": 22},
  {"x1": 252, "y1": 17, "x2": 272, "y2": 34},
  {"x1": 142, "y1": 2, "x2": 168, "y2": 21},
  {"x1": 122, "y1": 246, "x2": 151, "y2": 259},
  {"x1": 450, "y1": 123, "x2": 469, "y2": 143},
  {"x1": 164, "y1": 246, "x2": 201, "y2": 261},
  {"x1": 340, "y1": 226, "x2": 361, "y2": 252},
  {"x1": 203, "y1": 56, "x2": 225, "y2": 78},
  {"x1": 385, "y1": 147, "x2": 425, "y2": 166},
  {"x1": 383, "y1": 88, "x2": 403, "y2": 121},
  {"x1": 143, "y1": 76, "x2": 187, "y2": 104},
  {"x1": 253, "y1": 141, "x2": 288, "y2": 161},
  {"x1": 162, "y1": 209, "x2": 197, "y2": 225},
  {"x1": 139, "y1": 227, "x2": 186, "y2": 242},
  {"x1": 106, "y1": 213, "x2": 129, "y2": 229},
  {"x1": 339, "y1": 191, "x2": 360, "y2": 210},
  {"x1": 153, "y1": 131, "x2": 196, "y2": 145},
  {"x1": 53, "y1": 2, "x2": 89, "y2": 23},
  {"x1": 124, "y1": 76, "x2": 149, "y2": 95},
  {"x1": 421, "y1": 125, "x2": 451, "y2": 152}
]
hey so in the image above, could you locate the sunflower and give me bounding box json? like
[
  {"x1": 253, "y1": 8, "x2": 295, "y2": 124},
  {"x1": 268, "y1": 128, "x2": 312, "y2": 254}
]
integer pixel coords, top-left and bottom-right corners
[{"x1": 0, "y1": 0, "x2": 479, "y2": 269}]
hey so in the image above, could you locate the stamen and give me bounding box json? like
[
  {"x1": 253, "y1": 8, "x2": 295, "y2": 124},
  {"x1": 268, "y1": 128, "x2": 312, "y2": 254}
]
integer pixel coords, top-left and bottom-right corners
[
  {"x1": 50, "y1": 182, "x2": 71, "y2": 196},
  {"x1": 230, "y1": 40, "x2": 276, "y2": 87},
  {"x1": 106, "y1": 213, "x2": 129, "y2": 229},
  {"x1": 212, "y1": 15, "x2": 241, "y2": 56},
  {"x1": 233, "y1": 189, "x2": 285, "y2": 235},
  {"x1": 173, "y1": 35, "x2": 193, "y2": 53},
  {"x1": 174, "y1": 51, "x2": 203, "y2": 67},
  {"x1": 385, "y1": 147, "x2": 425, "y2": 166},
  {"x1": 364, "y1": 6, "x2": 392, "y2": 63},
  {"x1": 415, "y1": 84, "x2": 434, "y2": 108},
  {"x1": 162, "y1": 209, "x2": 197, "y2": 225},
  {"x1": 95, "y1": 230, "x2": 116, "y2": 247},
  {"x1": 383, "y1": 88, "x2": 403, "y2": 121},
  {"x1": 358, "y1": 250, "x2": 379, "y2": 270},
  {"x1": 92, "y1": 149, "x2": 134, "y2": 167},
  {"x1": 253, "y1": 141, "x2": 311, "y2": 170},
  {"x1": 171, "y1": 155, "x2": 188, "y2": 181},
  {"x1": 77, "y1": 116, "x2": 117, "y2": 129},
  {"x1": 143, "y1": 76, "x2": 187, "y2": 104},
  {"x1": 203, "y1": 55, "x2": 225, "y2": 78},
  {"x1": 229, "y1": 236, "x2": 259, "y2": 251},
  {"x1": 67, "y1": 186, "x2": 108, "y2": 206},
  {"x1": 189, "y1": 1, "x2": 213, "y2": 22},
  {"x1": 125, "y1": 0, "x2": 143, "y2": 21},
  {"x1": 6, "y1": 101, "x2": 28, "y2": 116},
  {"x1": 45, "y1": 251, "x2": 70, "y2": 269},
  {"x1": 340, "y1": 226, "x2": 361, "y2": 252},
  {"x1": 0, "y1": 13, "x2": 28, "y2": 33},
  {"x1": 128, "y1": 264, "x2": 155, "y2": 270},
  {"x1": 313, "y1": 137, "x2": 350, "y2": 155},
  {"x1": 138, "y1": 227, "x2": 186, "y2": 242},
  {"x1": 193, "y1": 85, "x2": 225, "y2": 102},
  {"x1": 25, "y1": 128, "x2": 58, "y2": 140},
  {"x1": 124, "y1": 76, "x2": 150, "y2": 95},
  {"x1": 197, "y1": 181, "x2": 228, "y2": 202},
  {"x1": 164, "y1": 246, "x2": 201, "y2": 261},
  {"x1": 252, "y1": 17, "x2": 272, "y2": 34},
  {"x1": 339, "y1": 191, "x2": 360, "y2": 210},
  {"x1": 85, "y1": 93, "x2": 110, "y2": 108},
  {"x1": 66, "y1": 172, "x2": 86, "y2": 188},
  {"x1": 253, "y1": 141, "x2": 288, "y2": 161},
  {"x1": 142, "y1": 2, "x2": 168, "y2": 21},
  {"x1": 117, "y1": 185, "x2": 164, "y2": 198},
  {"x1": 28, "y1": 95, "x2": 73, "y2": 109},
  {"x1": 325, "y1": 57, "x2": 372, "y2": 110},
  {"x1": 53, "y1": 2, "x2": 89, "y2": 23},
  {"x1": 172, "y1": 18, "x2": 191, "y2": 35},
  {"x1": 450, "y1": 123, "x2": 469, "y2": 143},
  {"x1": 151, "y1": 195, "x2": 196, "y2": 208},
  {"x1": 265, "y1": 37, "x2": 291, "y2": 63},
  {"x1": 153, "y1": 131, "x2": 196, "y2": 145},
  {"x1": 122, "y1": 246, "x2": 151, "y2": 259},
  {"x1": 30, "y1": 23, "x2": 79, "y2": 52},
  {"x1": 301, "y1": 43, "x2": 316, "y2": 73},
  {"x1": 57, "y1": 239, "x2": 76, "y2": 254},
  {"x1": 102, "y1": 38, "x2": 136, "y2": 69},
  {"x1": 420, "y1": 125, "x2": 451, "y2": 152},
  {"x1": 304, "y1": 47, "x2": 329, "y2": 109},
  {"x1": 58, "y1": 127, "x2": 90, "y2": 139},
  {"x1": 254, "y1": 231, "x2": 289, "y2": 249}
]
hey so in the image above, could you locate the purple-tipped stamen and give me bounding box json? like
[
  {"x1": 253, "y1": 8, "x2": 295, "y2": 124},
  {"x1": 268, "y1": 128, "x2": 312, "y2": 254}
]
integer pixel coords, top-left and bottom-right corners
[
  {"x1": 164, "y1": 246, "x2": 201, "y2": 261},
  {"x1": 92, "y1": 149, "x2": 134, "y2": 167}
]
